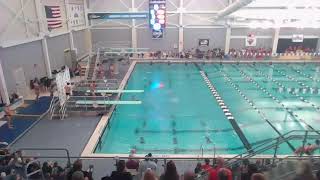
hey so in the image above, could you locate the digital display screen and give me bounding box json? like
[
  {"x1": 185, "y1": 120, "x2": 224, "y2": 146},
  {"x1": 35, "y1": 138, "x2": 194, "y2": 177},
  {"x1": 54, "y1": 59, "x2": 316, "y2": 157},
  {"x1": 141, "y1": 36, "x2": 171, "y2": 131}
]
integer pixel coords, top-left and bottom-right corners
[
  {"x1": 149, "y1": 0, "x2": 166, "y2": 39},
  {"x1": 199, "y1": 39, "x2": 209, "y2": 46}
]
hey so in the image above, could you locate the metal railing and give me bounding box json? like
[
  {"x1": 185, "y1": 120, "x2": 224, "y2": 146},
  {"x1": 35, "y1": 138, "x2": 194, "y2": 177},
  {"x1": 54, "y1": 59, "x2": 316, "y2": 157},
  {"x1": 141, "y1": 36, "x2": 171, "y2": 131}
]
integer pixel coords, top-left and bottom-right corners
[
  {"x1": 91, "y1": 48, "x2": 101, "y2": 80},
  {"x1": 225, "y1": 130, "x2": 320, "y2": 167},
  {"x1": 84, "y1": 55, "x2": 91, "y2": 79},
  {"x1": 65, "y1": 95, "x2": 113, "y2": 112},
  {"x1": 61, "y1": 103, "x2": 67, "y2": 120},
  {"x1": 2, "y1": 146, "x2": 319, "y2": 180},
  {"x1": 49, "y1": 97, "x2": 59, "y2": 120}
]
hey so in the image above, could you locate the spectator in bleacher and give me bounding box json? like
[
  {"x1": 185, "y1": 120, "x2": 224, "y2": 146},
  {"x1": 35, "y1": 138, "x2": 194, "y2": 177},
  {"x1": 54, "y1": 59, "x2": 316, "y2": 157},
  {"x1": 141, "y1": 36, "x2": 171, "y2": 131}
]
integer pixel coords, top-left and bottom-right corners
[
  {"x1": 72, "y1": 171, "x2": 85, "y2": 180},
  {"x1": 52, "y1": 161, "x2": 64, "y2": 179},
  {"x1": 67, "y1": 160, "x2": 93, "y2": 180},
  {"x1": 0, "y1": 141, "x2": 8, "y2": 149},
  {"x1": 137, "y1": 153, "x2": 157, "y2": 180},
  {"x1": 215, "y1": 157, "x2": 232, "y2": 180},
  {"x1": 110, "y1": 160, "x2": 132, "y2": 180},
  {"x1": 42, "y1": 162, "x2": 52, "y2": 179},
  {"x1": 143, "y1": 169, "x2": 158, "y2": 180},
  {"x1": 201, "y1": 159, "x2": 211, "y2": 171},
  {"x1": 183, "y1": 171, "x2": 195, "y2": 180},
  {"x1": 251, "y1": 173, "x2": 266, "y2": 180},
  {"x1": 27, "y1": 161, "x2": 42, "y2": 179},
  {"x1": 217, "y1": 168, "x2": 230, "y2": 180},
  {"x1": 242, "y1": 163, "x2": 259, "y2": 180},
  {"x1": 126, "y1": 153, "x2": 139, "y2": 170},
  {"x1": 160, "y1": 161, "x2": 179, "y2": 180},
  {"x1": 294, "y1": 139, "x2": 320, "y2": 155},
  {"x1": 292, "y1": 161, "x2": 316, "y2": 180},
  {"x1": 316, "y1": 170, "x2": 320, "y2": 180},
  {"x1": 194, "y1": 163, "x2": 202, "y2": 174}
]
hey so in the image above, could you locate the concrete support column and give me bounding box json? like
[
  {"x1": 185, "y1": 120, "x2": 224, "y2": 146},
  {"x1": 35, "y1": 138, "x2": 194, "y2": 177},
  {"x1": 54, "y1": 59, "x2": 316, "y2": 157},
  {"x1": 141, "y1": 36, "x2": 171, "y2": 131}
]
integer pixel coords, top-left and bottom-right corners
[
  {"x1": 0, "y1": 61, "x2": 10, "y2": 105},
  {"x1": 83, "y1": 0, "x2": 92, "y2": 54},
  {"x1": 225, "y1": 27, "x2": 231, "y2": 53},
  {"x1": 69, "y1": 31, "x2": 75, "y2": 50},
  {"x1": 178, "y1": 27, "x2": 184, "y2": 52},
  {"x1": 64, "y1": 0, "x2": 75, "y2": 52},
  {"x1": 272, "y1": 28, "x2": 280, "y2": 54},
  {"x1": 83, "y1": 0, "x2": 90, "y2": 27},
  {"x1": 35, "y1": 0, "x2": 52, "y2": 78},
  {"x1": 178, "y1": 0, "x2": 184, "y2": 53},
  {"x1": 42, "y1": 38, "x2": 52, "y2": 78},
  {"x1": 132, "y1": 20, "x2": 137, "y2": 49}
]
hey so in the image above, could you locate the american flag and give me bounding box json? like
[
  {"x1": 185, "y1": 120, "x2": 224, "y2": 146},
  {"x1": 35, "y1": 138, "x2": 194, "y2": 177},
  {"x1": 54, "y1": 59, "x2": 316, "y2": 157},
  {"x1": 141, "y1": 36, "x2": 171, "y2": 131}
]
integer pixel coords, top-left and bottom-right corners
[{"x1": 45, "y1": 5, "x2": 63, "y2": 30}]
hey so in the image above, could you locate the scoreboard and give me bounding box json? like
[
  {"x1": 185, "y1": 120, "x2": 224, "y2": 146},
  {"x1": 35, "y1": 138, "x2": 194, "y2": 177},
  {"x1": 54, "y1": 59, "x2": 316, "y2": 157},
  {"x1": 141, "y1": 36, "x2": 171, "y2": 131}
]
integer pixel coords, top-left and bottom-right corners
[{"x1": 149, "y1": 0, "x2": 166, "y2": 39}]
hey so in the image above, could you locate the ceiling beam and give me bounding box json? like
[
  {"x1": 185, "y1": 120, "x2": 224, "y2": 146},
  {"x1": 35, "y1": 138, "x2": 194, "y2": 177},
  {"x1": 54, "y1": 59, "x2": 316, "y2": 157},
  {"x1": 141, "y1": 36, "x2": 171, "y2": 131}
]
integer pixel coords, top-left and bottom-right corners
[{"x1": 216, "y1": 0, "x2": 254, "y2": 19}]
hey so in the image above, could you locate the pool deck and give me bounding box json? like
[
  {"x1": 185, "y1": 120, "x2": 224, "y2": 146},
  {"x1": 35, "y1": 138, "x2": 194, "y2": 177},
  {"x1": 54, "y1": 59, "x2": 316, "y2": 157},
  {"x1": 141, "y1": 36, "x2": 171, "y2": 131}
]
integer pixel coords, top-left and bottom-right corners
[{"x1": 80, "y1": 59, "x2": 320, "y2": 159}]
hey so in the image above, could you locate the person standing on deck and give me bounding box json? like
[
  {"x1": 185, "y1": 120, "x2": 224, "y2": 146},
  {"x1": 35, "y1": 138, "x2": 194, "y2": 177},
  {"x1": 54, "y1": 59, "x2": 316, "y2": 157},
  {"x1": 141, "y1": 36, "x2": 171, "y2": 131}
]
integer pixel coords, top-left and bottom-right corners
[
  {"x1": 89, "y1": 81, "x2": 96, "y2": 96},
  {"x1": 33, "y1": 80, "x2": 40, "y2": 102},
  {"x1": 64, "y1": 83, "x2": 72, "y2": 98},
  {"x1": 4, "y1": 105, "x2": 13, "y2": 129}
]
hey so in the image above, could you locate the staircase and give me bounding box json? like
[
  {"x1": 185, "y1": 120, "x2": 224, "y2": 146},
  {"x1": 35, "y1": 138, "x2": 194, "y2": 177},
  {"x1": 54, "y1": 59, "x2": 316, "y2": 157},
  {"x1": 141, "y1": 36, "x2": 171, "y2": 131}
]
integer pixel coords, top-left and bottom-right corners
[
  {"x1": 87, "y1": 55, "x2": 97, "y2": 80},
  {"x1": 87, "y1": 49, "x2": 100, "y2": 80}
]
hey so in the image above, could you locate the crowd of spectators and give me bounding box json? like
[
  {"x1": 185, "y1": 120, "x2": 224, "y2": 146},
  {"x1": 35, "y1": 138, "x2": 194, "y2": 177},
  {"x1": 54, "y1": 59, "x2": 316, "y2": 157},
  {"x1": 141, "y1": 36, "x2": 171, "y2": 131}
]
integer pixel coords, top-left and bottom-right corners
[
  {"x1": 285, "y1": 46, "x2": 315, "y2": 54},
  {"x1": 228, "y1": 48, "x2": 272, "y2": 59},
  {"x1": 132, "y1": 47, "x2": 275, "y2": 60},
  {"x1": 131, "y1": 46, "x2": 320, "y2": 61},
  {"x1": 1, "y1": 147, "x2": 320, "y2": 180},
  {"x1": 0, "y1": 148, "x2": 93, "y2": 180}
]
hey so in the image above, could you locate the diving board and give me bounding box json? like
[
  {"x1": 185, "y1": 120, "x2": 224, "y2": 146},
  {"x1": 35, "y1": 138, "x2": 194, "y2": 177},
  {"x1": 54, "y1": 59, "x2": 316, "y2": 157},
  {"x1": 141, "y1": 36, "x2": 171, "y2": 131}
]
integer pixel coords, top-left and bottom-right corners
[
  {"x1": 76, "y1": 100, "x2": 142, "y2": 105},
  {"x1": 85, "y1": 90, "x2": 144, "y2": 93}
]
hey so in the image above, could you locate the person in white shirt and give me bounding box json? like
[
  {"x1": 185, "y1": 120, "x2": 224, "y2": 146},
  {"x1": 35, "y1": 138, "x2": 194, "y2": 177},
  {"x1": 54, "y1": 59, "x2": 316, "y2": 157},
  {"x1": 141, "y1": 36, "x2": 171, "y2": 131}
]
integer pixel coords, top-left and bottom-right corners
[{"x1": 137, "y1": 153, "x2": 157, "y2": 180}]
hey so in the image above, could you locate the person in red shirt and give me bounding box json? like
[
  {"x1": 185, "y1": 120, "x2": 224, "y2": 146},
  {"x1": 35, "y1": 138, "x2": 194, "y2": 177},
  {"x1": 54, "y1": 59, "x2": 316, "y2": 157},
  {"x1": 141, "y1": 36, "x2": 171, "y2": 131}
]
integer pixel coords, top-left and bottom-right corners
[
  {"x1": 199, "y1": 159, "x2": 217, "y2": 180},
  {"x1": 209, "y1": 157, "x2": 232, "y2": 180},
  {"x1": 201, "y1": 159, "x2": 211, "y2": 171}
]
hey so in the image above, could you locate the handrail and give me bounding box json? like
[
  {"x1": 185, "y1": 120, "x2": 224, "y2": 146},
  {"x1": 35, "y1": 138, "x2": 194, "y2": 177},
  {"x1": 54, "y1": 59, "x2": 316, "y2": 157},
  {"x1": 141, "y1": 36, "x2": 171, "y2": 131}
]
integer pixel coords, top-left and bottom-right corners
[
  {"x1": 25, "y1": 159, "x2": 44, "y2": 180},
  {"x1": 92, "y1": 48, "x2": 100, "y2": 80},
  {"x1": 60, "y1": 102, "x2": 67, "y2": 120},
  {"x1": 84, "y1": 55, "x2": 91, "y2": 79},
  {"x1": 226, "y1": 130, "x2": 320, "y2": 166},
  {"x1": 18, "y1": 148, "x2": 71, "y2": 167},
  {"x1": 49, "y1": 97, "x2": 60, "y2": 120}
]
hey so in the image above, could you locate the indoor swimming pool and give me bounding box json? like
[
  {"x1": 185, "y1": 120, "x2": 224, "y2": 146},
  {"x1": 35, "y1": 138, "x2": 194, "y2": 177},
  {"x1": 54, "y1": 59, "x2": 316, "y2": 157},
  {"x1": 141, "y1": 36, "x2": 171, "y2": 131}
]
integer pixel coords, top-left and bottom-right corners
[{"x1": 94, "y1": 62, "x2": 320, "y2": 156}]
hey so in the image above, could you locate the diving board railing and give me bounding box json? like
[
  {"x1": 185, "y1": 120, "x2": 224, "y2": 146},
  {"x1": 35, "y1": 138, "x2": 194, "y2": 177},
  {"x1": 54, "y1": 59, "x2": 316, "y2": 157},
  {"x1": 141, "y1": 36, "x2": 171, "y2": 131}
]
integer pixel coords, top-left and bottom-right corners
[
  {"x1": 92, "y1": 48, "x2": 101, "y2": 80},
  {"x1": 65, "y1": 95, "x2": 141, "y2": 112},
  {"x1": 75, "y1": 100, "x2": 142, "y2": 105},
  {"x1": 75, "y1": 79, "x2": 119, "y2": 87},
  {"x1": 83, "y1": 89, "x2": 144, "y2": 93},
  {"x1": 84, "y1": 54, "x2": 92, "y2": 79}
]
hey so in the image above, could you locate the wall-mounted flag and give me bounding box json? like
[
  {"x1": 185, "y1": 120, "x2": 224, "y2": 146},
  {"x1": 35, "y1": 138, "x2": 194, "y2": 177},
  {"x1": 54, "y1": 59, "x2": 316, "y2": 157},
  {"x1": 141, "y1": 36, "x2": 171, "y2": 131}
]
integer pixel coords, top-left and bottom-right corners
[{"x1": 45, "y1": 5, "x2": 63, "y2": 30}]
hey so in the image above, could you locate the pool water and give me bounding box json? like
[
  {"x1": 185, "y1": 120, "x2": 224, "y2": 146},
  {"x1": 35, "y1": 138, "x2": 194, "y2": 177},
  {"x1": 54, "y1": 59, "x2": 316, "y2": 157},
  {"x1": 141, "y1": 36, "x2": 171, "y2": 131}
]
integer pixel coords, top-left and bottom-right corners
[{"x1": 95, "y1": 63, "x2": 320, "y2": 155}]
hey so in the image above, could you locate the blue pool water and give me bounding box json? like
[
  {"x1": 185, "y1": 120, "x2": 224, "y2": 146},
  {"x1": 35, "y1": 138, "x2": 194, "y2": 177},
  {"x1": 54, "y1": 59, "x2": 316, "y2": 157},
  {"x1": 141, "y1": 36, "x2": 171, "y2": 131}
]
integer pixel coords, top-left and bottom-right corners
[{"x1": 95, "y1": 63, "x2": 320, "y2": 155}]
